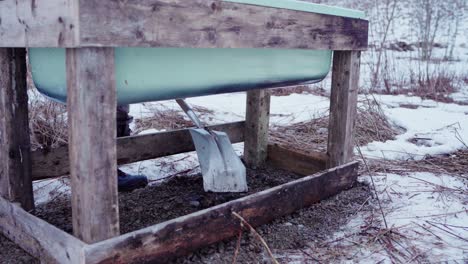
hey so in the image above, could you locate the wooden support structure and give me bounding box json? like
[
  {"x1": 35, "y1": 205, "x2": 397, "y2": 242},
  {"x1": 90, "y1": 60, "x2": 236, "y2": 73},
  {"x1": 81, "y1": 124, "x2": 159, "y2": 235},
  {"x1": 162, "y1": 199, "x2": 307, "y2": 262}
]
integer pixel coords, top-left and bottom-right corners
[
  {"x1": 66, "y1": 47, "x2": 120, "y2": 243},
  {"x1": 0, "y1": 0, "x2": 367, "y2": 262},
  {"x1": 31, "y1": 121, "x2": 245, "y2": 180},
  {"x1": 244, "y1": 90, "x2": 271, "y2": 168},
  {"x1": 0, "y1": 0, "x2": 368, "y2": 50},
  {"x1": 0, "y1": 48, "x2": 34, "y2": 211},
  {"x1": 327, "y1": 51, "x2": 361, "y2": 168}
]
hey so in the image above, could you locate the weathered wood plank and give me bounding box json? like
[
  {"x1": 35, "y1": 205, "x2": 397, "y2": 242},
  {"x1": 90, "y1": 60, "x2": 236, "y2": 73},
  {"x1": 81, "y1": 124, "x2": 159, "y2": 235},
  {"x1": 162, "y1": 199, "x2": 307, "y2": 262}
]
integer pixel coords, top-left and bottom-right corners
[
  {"x1": 79, "y1": 0, "x2": 368, "y2": 50},
  {"x1": 0, "y1": 48, "x2": 34, "y2": 210},
  {"x1": 0, "y1": 0, "x2": 368, "y2": 50},
  {"x1": 244, "y1": 90, "x2": 271, "y2": 168},
  {"x1": 66, "y1": 47, "x2": 119, "y2": 243},
  {"x1": 0, "y1": 196, "x2": 86, "y2": 264},
  {"x1": 327, "y1": 51, "x2": 361, "y2": 168},
  {"x1": 0, "y1": 0, "x2": 77, "y2": 47},
  {"x1": 31, "y1": 121, "x2": 245, "y2": 180},
  {"x1": 267, "y1": 143, "x2": 327, "y2": 175},
  {"x1": 84, "y1": 161, "x2": 359, "y2": 264}
]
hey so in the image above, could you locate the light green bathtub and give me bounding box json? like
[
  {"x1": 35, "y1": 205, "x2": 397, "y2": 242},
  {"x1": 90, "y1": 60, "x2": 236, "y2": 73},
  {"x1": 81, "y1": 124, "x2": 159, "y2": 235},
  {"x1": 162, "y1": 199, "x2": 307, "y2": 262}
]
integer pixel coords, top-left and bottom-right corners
[{"x1": 29, "y1": 0, "x2": 365, "y2": 105}]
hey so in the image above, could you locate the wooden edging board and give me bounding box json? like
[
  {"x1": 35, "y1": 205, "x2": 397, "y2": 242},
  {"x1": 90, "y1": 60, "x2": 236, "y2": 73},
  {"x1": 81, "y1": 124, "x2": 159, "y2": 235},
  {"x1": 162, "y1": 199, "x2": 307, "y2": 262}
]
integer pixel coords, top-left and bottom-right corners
[
  {"x1": 83, "y1": 161, "x2": 359, "y2": 263},
  {"x1": 1, "y1": 160, "x2": 358, "y2": 263},
  {"x1": 0, "y1": 196, "x2": 86, "y2": 264},
  {"x1": 267, "y1": 143, "x2": 327, "y2": 175}
]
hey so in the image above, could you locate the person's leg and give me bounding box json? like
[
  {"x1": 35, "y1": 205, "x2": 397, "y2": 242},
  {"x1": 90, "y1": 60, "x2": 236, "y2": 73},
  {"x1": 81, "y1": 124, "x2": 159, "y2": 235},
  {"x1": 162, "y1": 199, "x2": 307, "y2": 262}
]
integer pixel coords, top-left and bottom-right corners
[
  {"x1": 116, "y1": 105, "x2": 148, "y2": 191},
  {"x1": 116, "y1": 105, "x2": 132, "y2": 137}
]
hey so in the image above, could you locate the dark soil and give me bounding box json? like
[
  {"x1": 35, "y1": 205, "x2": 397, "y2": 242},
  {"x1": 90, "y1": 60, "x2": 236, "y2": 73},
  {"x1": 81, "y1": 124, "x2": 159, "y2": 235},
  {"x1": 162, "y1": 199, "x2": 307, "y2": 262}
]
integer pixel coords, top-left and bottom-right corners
[
  {"x1": 0, "y1": 166, "x2": 372, "y2": 263},
  {"x1": 0, "y1": 235, "x2": 38, "y2": 264}
]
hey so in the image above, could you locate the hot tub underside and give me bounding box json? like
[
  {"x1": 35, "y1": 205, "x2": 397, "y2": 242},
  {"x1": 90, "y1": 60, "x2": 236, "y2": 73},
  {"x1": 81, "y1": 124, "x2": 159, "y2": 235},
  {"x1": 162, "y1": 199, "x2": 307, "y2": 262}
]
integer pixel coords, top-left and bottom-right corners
[{"x1": 29, "y1": 48, "x2": 332, "y2": 105}]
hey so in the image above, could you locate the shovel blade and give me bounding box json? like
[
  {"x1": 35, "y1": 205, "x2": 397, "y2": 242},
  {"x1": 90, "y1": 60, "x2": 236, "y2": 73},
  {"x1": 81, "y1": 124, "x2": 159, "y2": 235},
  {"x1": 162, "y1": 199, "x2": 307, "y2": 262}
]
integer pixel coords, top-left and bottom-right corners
[{"x1": 189, "y1": 128, "x2": 247, "y2": 192}]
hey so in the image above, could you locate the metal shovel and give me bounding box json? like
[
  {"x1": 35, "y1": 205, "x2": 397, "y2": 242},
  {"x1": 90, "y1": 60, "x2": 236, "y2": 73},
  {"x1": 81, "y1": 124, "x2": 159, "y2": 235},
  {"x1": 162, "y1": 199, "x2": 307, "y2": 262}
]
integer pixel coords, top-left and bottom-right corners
[{"x1": 176, "y1": 99, "x2": 248, "y2": 192}]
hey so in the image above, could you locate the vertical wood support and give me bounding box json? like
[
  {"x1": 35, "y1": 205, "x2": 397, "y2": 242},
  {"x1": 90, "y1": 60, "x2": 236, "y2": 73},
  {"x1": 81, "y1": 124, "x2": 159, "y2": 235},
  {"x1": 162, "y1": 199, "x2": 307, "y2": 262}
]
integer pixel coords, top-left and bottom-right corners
[
  {"x1": 66, "y1": 48, "x2": 120, "y2": 243},
  {"x1": 327, "y1": 51, "x2": 361, "y2": 168},
  {"x1": 244, "y1": 89, "x2": 271, "y2": 168},
  {"x1": 0, "y1": 48, "x2": 34, "y2": 210}
]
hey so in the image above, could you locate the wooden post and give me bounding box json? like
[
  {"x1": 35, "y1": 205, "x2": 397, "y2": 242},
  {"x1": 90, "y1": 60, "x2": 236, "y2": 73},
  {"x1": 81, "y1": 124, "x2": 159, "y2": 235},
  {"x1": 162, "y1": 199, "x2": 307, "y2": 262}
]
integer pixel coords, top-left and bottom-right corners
[
  {"x1": 66, "y1": 47, "x2": 120, "y2": 243},
  {"x1": 327, "y1": 51, "x2": 361, "y2": 168},
  {"x1": 244, "y1": 89, "x2": 271, "y2": 168},
  {"x1": 0, "y1": 48, "x2": 34, "y2": 210}
]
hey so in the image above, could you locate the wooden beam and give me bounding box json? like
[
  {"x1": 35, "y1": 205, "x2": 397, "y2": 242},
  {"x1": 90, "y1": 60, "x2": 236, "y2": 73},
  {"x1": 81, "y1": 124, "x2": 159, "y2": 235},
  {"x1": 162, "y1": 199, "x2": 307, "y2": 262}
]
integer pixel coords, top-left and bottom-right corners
[
  {"x1": 0, "y1": 48, "x2": 34, "y2": 210},
  {"x1": 79, "y1": 0, "x2": 368, "y2": 50},
  {"x1": 31, "y1": 121, "x2": 245, "y2": 180},
  {"x1": 327, "y1": 51, "x2": 361, "y2": 168},
  {"x1": 1, "y1": 0, "x2": 368, "y2": 50},
  {"x1": 0, "y1": 196, "x2": 86, "y2": 264},
  {"x1": 84, "y1": 161, "x2": 359, "y2": 263},
  {"x1": 0, "y1": 0, "x2": 77, "y2": 47},
  {"x1": 244, "y1": 90, "x2": 271, "y2": 168},
  {"x1": 66, "y1": 47, "x2": 119, "y2": 243},
  {"x1": 267, "y1": 143, "x2": 327, "y2": 176}
]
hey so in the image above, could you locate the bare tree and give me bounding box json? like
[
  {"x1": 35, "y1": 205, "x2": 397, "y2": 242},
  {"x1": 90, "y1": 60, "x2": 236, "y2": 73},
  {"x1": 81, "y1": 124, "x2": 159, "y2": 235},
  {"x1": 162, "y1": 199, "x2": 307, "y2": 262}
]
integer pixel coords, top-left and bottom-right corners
[{"x1": 370, "y1": 0, "x2": 398, "y2": 90}]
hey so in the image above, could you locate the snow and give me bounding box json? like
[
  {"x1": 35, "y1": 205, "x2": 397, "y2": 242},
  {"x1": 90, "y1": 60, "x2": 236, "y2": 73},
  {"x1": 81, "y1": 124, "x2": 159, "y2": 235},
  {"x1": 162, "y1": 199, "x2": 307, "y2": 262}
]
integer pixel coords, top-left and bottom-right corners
[
  {"x1": 128, "y1": 92, "x2": 331, "y2": 127},
  {"x1": 362, "y1": 95, "x2": 468, "y2": 160},
  {"x1": 312, "y1": 172, "x2": 468, "y2": 263}
]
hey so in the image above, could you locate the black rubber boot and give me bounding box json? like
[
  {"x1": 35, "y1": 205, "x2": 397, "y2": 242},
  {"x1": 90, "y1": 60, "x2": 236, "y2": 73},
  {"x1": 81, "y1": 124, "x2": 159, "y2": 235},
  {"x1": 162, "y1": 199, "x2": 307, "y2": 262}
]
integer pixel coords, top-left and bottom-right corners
[
  {"x1": 117, "y1": 169, "x2": 148, "y2": 192},
  {"x1": 116, "y1": 106, "x2": 148, "y2": 192}
]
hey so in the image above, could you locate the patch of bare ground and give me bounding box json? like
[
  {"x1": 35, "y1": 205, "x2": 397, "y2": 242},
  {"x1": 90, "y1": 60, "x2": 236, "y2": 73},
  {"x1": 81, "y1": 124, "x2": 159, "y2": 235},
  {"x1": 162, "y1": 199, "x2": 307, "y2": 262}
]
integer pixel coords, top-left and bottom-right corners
[
  {"x1": 270, "y1": 96, "x2": 401, "y2": 153},
  {"x1": 25, "y1": 165, "x2": 371, "y2": 264},
  {"x1": 0, "y1": 235, "x2": 38, "y2": 264}
]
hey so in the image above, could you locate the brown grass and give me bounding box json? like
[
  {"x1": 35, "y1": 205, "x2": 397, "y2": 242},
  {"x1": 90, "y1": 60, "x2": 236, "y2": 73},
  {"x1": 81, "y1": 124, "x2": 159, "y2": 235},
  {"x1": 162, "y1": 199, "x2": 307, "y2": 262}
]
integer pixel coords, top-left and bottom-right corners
[
  {"x1": 270, "y1": 95, "x2": 401, "y2": 152},
  {"x1": 269, "y1": 85, "x2": 330, "y2": 97},
  {"x1": 375, "y1": 70, "x2": 465, "y2": 104},
  {"x1": 364, "y1": 149, "x2": 468, "y2": 179},
  {"x1": 268, "y1": 85, "x2": 314, "y2": 97},
  {"x1": 28, "y1": 89, "x2": 68, "y2": 151},
  {"x1": 132, "y1": 104, "x2": 214, "y2": 134}
]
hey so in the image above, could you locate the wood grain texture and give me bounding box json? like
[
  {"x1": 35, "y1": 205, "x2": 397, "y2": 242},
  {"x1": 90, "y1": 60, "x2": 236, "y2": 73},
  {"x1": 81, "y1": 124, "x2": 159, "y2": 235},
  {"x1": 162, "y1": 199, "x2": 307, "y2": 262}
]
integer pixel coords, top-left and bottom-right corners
[
  {"x1": 78, "y1": 0, "x2": 368, "y2": 50},
  {"x1": 0, "y1": 48, "x2": 34, "y2": 210},
  {"x1": 31, "y1": 121, "x2": 245, "y2": 180},
  {"x1": 327, "y1": 51, "x2": 360, "y2": 168},
  {"x1": 0, "y1": 0, "x2": 77, "y2": 47},
  {"x1": 84, "y1": 161, "x2": 359, "y2": 264},
  {"x1": 0, "y1": 196, "x2": 86, "y2": 264},
  {"x1": 0, "y1": 0, "x2": 368, "y2": 49},
  {"x1": 267, "y1": 143, "x2": 327, "y2": 175},
  {"x1": 66, "y1": 47, "x2": 119, "y2": 243},
  {"x1": 244, "y1": 90, "x2": 270, "y2": 168}
]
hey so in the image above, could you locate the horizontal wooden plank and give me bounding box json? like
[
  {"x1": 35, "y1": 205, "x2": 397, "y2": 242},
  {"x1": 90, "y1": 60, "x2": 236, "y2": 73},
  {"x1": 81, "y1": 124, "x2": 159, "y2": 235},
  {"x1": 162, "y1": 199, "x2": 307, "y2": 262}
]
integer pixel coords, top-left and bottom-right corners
[
  {"x1": 0, "y1": 0, "x2": 77, "y2": 47},
  {"x1": 1, "y1": 0, "x2": 368, "y2": 50},
  {"x1": 0, "y1": 196, "x2": 86, "y2": 263},
  {"x1": 83, "y1": 161, "x2": 359, "y2": 263},
  {"x1": 31, "y1": 121, "x2": 245, "y2": 180},
  {"x1": 267, "y1": 143, "x2": 327, "y2": 176},
  {"x1": 79, "y1": 0, "x2": 368, "y2": 50}
]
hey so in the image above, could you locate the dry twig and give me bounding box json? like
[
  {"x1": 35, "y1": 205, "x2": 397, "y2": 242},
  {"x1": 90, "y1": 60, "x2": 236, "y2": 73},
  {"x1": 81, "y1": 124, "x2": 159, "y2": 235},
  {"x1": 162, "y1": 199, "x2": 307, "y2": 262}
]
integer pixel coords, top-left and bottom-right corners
[{"x1": 232, "y1": 212, "x2": 279, "y2": 264}]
